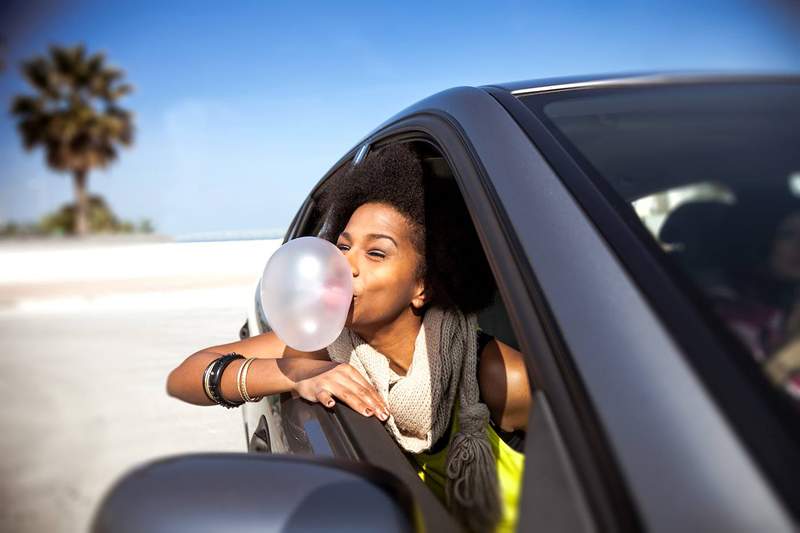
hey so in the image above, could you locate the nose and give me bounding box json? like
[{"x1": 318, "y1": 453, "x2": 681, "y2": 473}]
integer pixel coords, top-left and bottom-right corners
[{"x1": 345, "y1": 251, "x2": 359, "y2": 277}]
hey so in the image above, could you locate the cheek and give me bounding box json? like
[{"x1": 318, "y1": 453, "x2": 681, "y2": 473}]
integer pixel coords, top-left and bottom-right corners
[
  {"x1": 356, "y1": 265, "x2": 416, "y2": 318},
  {"x1": 770, "y1": 239, "x2": 800, "y2": 281},
  {"x1": 364, "y1": 269, "x2": 408, "y2": 304}
]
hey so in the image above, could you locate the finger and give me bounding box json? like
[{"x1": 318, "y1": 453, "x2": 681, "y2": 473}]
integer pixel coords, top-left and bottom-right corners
[
  {"x1": 331, "y1": 387, "x2": 374, "y2": 417},
  {"x1": 333, "y1": 376, "x2": 386, "y2": 420},
  {"x1": 316, "y1": 389, "x2": 335, "y2": 408},
  {"x1": 359, "y1": 383, "x2": 389, "y2": 419},
  {"x1": 340, "y1": 366, "x2": 389, "y2": 412},
  {"x1": 339, "y1": 364, "x2": 372, "y2": 390}
]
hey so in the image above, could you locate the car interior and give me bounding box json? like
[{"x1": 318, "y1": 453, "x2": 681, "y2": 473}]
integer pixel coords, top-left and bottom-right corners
[
  {"x1": 626, "y1": 178, "x2": 800, "y2": 410},
  {"x1": 537, "y1": 83, "x2": 800, "y2": 306},
  {"x1": 539, "y1": 82, "x2": 800, "y2": 394},
  {"x1": 414, "y1": 141, "x2": 521, "y2": 352}
]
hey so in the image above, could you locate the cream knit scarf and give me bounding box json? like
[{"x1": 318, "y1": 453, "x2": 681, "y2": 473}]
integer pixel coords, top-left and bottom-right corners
[{"x1": 326, "y1": 306, "x2": 501, "y2": 532}]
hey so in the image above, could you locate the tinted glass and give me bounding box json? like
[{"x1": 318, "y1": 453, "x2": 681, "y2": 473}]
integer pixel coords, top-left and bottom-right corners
[{"x1": 521, "y1": 82, "x2": 800, "y2": 410}]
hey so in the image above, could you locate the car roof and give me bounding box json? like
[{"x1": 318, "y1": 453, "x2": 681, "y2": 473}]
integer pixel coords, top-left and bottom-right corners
[
  {"x1": 316, "y1": 71, "x2": 800, "y2": 199},
  {"x1": 484, "y1": 71, "x2": 800, "y2": 95}
]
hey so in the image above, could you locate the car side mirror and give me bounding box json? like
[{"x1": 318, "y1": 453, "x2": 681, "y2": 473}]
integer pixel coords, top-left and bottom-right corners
[{"x1": 91, "y1": 453, "x2": 418, "y2": 533}]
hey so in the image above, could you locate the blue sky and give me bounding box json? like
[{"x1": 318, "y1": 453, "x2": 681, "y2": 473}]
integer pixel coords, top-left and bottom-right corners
[{"x1": 1, "y1": 0, "x2": 799, "y2": 237}]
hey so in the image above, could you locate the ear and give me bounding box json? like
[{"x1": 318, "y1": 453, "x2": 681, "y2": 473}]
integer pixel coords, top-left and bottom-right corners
[{"x1": 411, "y1": 277, "x2": 428, "y2": 310}]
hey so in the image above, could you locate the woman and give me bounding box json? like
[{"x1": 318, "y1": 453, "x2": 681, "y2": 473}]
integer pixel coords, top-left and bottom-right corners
[
  {"x1": 166, "y1": 143, "x2": 531, "y2": 532},
  {"x1": 713, "y1": 196, "x2": 800, "y2": 402}
]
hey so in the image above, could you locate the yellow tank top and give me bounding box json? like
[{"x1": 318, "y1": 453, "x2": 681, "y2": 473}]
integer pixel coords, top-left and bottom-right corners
[{"x1": 411, "y1": 408, "x2": 525, "y2": 533}]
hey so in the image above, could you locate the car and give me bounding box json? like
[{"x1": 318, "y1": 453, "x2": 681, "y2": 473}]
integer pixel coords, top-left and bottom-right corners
[{"x1": 94, "y1": 73, "x2": 800, "y2": 532}]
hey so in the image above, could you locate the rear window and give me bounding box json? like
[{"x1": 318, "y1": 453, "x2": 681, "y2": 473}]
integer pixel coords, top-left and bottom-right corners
[{"x1": 520, "y1": 82, "x2": 800, "y2": 410}]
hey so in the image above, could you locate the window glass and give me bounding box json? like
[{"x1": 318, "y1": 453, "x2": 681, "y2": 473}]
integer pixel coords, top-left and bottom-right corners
[{"x1": 521, "y1": 82, "x2": 800, "y2": 409}]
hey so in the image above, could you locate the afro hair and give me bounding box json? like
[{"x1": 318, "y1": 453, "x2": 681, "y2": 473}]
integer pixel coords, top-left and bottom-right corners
[{"x1": 321, "y1": 142, "x2": 496, "y2": 314}]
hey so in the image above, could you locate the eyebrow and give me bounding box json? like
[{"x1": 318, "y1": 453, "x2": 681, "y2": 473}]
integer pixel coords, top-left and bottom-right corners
[{"x1": 340, "y1": 231, "x2": 398, "y2": 247}]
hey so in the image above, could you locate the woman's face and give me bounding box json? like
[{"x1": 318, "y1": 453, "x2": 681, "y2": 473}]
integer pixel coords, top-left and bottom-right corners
[
  {"x1": 769, "y1": 212, "x2": 800, "y2": 282},
  {"x1": 336, "y1": 202, "x2": 426, "y2": 332}
]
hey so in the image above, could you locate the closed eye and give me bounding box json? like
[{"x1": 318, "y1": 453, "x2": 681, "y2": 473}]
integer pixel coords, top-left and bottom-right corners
[{"x1": 337, "y1": 244, "x2": 385, "y2": 259}]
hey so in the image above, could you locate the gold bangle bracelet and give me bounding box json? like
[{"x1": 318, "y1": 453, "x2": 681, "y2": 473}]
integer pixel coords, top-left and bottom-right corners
[
  {"x1": 240, "y1": 358, "x2": 254, "y2": 402},
  {"x1": 241, "y1": 357, "x2": 262, "y2": 402},
  {"x1": 235, "y1": 358, "x2": 248, "y2": 403}
]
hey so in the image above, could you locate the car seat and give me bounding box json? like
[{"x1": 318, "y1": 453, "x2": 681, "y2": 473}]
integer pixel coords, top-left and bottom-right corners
[{"x1": 658, "y1": 200, "x2": 733, "y2": 288}]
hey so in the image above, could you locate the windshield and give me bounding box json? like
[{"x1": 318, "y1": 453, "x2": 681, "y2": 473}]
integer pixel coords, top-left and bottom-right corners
[{"x1": 520, "y1": 81, "x2": 800, "y2": 410}]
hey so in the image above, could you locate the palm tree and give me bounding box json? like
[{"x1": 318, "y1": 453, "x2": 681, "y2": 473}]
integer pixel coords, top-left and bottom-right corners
[{"x1": 10, "y1": 44, "x2": 134, "y2": 236}]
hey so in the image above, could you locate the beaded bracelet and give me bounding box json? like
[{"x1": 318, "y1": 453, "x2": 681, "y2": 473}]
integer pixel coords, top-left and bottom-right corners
[
  {"x1": 202, "y1": 359, "x2": 217, "y2": 403},
  {"x1": 207, "y1": 353, "x2": 245, "y2": 408}
]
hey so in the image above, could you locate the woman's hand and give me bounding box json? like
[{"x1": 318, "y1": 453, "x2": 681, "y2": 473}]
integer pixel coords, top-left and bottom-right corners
[{"x1": 292, "y1": 361, "x2": 390, "y2": 421}]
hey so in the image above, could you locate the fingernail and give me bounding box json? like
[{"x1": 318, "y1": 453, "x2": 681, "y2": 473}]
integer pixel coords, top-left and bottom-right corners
[
  {"x1": 379, "y1": 411, "x2": 389, "y2": 421},
  {"x1": 364, "y1": 408, "x2": 373, "y2": 416},
  {"x1": 327, "y1": 400, "x2": 335, "y2": 407}
]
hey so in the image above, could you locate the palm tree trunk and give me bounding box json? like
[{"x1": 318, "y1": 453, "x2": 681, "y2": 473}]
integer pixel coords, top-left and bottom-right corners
[{"x1": 73, "y1": 169, "x2": 89, "y2": 236}]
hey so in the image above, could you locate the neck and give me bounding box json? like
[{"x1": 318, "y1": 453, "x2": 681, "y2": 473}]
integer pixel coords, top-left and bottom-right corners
[{"x1": 356, "y1": 307, "x2": 423, "y2": 376}]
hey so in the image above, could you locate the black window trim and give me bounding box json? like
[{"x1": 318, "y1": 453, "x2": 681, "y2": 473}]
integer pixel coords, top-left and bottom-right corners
[{"x1": 485, "y1": 84, "x2": 800, "y2": 521}]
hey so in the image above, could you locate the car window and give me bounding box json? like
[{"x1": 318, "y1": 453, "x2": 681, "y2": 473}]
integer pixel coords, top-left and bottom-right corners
[
  {"x1": 521, "y1": 82, "x2": 800, "y2": 412},
  {"x1": 313, "y1": 139, "x2": 531, "y2": 531}
]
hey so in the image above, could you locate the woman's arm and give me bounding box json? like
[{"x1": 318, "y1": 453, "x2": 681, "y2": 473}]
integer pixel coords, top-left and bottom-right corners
[
  {"x1": 165, "y1": 330, "x2": 326, "y2": 405},
  {"x1": 165, "y1": 331, "x2": 388, "y2": 419},
  {"x1": 478, "y1": 338, "x2": 532, "y2": 432},
  {"x1": 200, "y1": 329, "x2": 331, "y2": 361}
]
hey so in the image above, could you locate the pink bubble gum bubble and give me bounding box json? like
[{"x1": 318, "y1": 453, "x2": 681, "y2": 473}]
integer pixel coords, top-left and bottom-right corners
[
  {"x1": 260, "y1": 236, "x2": 353, "y2": 351},
  {"x1": 321, "y1": 284, "x2": 350, "y2": 309}
]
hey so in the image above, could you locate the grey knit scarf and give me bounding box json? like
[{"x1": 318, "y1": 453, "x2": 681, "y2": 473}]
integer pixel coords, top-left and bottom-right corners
[{"x1": 326, "y1": 306, "x2": 501, "y2": 532}]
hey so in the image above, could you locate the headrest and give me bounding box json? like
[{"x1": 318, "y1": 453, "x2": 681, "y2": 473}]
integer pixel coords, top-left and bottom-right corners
[{"x1": 659, "y1": 201, "x2": 731, "y2": 246}]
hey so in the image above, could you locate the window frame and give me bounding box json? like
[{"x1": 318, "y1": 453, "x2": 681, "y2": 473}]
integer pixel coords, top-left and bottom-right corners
[
  {"x1": 278, "y1": 151, "x2": 462, "y2": 531},
  {"x1": 311, "y1": 120, "x2": 615, "y2": 529},
  {"x1": 383, "y1": 117, "x2": 631, "y2": 532}
]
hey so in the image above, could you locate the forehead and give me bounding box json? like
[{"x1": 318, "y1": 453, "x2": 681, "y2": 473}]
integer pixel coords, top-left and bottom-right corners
[{"x1": 343, "y1": 203, "x2": 412, "y2": 241}]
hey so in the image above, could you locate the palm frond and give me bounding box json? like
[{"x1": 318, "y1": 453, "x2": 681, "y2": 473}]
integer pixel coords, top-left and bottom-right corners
[
  {"x1": 11, "y1": 43, "x2": 135, "y2": 174},
  {"x1": 20, "y1": 57, "x2": 60, "y2": 99}
]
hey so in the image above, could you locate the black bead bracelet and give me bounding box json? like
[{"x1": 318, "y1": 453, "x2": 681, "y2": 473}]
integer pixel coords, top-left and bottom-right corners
[{"x1": 208, "y1": 353, "x2": 245, "y2": 408}]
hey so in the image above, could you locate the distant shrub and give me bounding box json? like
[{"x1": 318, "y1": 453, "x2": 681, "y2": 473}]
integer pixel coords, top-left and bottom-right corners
[{"x1": 1, "y1": 195, "x2": 155, "y2": 237}]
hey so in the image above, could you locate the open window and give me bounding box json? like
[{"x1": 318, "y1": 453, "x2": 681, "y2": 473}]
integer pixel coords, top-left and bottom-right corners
[
  {"x1": 254, "y1": 129, "x2": 597, "y2": 531},
  {"x1": 290, "y1": 137, "x2": 533, "y2": 528}
]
